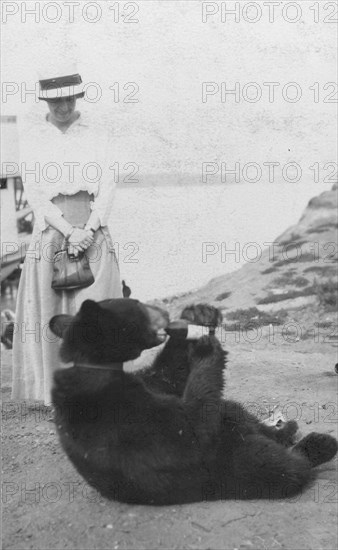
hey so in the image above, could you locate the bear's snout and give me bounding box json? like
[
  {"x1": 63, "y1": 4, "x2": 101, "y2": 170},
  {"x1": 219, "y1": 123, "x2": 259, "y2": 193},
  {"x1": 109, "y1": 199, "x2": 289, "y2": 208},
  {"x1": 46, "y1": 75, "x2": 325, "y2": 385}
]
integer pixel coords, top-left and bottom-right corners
[{"x1": 140, "y1": 304, "x2": 170, "y2": 348}]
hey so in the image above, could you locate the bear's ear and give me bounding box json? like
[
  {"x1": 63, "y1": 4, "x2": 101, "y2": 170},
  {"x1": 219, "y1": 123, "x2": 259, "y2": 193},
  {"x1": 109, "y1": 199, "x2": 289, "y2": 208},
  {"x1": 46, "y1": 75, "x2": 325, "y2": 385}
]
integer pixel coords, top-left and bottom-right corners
[
  {"x1": 49, "y1": 314, "x2": 74, "y2": 338},
  {"x1": 79, "y1": 299, "x2": 102, "y2": 320}
]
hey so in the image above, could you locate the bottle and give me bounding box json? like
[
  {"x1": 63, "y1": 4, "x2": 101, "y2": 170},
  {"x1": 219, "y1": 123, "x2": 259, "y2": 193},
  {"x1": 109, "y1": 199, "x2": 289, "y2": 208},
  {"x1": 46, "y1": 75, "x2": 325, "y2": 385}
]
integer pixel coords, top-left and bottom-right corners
[{"x1": 165, "y1": 319, "x2": 215, "y2": 340}]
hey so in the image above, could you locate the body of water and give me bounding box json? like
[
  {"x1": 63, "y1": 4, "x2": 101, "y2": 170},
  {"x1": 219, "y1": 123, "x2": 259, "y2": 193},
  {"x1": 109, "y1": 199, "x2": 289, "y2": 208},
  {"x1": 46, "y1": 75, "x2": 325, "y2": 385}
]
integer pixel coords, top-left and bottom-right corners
[{"x1": 110, "y1": 180, "x2": 330, "y2": 302}]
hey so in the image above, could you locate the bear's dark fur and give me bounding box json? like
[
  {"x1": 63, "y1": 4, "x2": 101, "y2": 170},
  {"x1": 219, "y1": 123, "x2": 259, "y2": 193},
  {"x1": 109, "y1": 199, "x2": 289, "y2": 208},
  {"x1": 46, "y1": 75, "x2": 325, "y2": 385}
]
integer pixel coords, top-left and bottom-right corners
[{"x1": 50, "y1": 299, "x2": 337, "y2": 505}]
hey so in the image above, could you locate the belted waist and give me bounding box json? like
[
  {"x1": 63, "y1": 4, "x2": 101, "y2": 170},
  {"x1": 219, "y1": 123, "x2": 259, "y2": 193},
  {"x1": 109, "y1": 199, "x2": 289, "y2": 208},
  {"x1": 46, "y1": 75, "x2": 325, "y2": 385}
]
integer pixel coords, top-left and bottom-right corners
[
  {"x1": 51, "y1": 191, "x2": 94, "y2": 226},
  {"x1": 27, "y1": 191, "x2": 116, "y2": 261}
]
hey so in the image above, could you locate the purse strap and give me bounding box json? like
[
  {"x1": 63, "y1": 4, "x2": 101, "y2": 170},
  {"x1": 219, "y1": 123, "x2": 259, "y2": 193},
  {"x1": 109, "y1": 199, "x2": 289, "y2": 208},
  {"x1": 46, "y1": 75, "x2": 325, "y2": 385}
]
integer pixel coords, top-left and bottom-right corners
[
  {"x1": 74, "y1": 362, "x2": 124, "y2": 371},
  {"x1": 62, "y1": 227, "x2": 87, "y2": 258},
  {"x1": 61, "y1": 237, "x2": 82, "y2": 260}
]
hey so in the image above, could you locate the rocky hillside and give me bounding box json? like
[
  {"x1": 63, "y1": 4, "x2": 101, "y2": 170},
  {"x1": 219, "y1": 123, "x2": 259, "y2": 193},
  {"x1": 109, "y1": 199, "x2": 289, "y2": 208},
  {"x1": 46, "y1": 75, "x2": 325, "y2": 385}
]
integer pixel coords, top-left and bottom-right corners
[{"x1": 155, "y1": 184, "x2": 338, "y2": 334}]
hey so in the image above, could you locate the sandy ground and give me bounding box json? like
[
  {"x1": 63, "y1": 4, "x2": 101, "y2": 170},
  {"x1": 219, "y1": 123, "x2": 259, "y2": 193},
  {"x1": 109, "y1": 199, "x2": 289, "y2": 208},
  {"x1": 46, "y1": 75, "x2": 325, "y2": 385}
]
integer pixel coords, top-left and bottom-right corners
[{"x1": 2, "y1": 332, "x2": 338, "y2": 550}]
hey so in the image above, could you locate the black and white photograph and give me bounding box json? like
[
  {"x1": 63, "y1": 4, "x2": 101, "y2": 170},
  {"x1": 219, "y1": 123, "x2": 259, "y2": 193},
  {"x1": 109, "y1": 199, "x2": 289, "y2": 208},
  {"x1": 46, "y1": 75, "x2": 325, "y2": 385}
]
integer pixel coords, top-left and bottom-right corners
[{"x1": 1, "y1": 1, "x2": 337, "y2": 549}]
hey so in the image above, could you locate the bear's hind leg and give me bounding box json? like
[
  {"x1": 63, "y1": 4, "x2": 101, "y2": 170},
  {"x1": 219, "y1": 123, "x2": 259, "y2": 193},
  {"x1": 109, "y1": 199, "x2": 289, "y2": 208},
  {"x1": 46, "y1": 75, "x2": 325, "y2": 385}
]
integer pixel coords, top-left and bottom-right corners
[
  {"x1": 292, "y1": 433, "x2": 338, "y2": 467},
  {"x1": 229, "y1": 435, "x2": 313, "y2": 499}
]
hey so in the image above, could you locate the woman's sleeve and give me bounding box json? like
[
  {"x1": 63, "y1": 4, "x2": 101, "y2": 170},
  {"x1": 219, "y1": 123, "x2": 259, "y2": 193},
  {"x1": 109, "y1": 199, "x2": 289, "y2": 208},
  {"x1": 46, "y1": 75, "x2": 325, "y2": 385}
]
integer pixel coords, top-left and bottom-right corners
[
  {"x1": 90, "y1": 135, "x2": 117, "y2": 226},
  {"x1": 23, "y1": 182, "x2": 64, "y2": 231},
  {"x1": 19, "y1": 121, "x2": 64, "y2": 231}
]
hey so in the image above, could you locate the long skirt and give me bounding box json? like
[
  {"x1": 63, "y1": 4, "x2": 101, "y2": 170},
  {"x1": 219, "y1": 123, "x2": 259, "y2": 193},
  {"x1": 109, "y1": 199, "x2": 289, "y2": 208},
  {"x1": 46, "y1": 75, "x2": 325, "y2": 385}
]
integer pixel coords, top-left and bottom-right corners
[{"x1": 12, "y1": 191, "x2": 122, "y2": 405}]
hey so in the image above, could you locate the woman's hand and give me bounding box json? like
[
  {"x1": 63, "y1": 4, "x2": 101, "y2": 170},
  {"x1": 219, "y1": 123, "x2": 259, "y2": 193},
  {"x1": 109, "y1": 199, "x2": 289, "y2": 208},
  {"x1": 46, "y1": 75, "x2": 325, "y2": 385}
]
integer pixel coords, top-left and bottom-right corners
[{"x1": 67, "y1": 228, "x2": 94, "y2": 257}]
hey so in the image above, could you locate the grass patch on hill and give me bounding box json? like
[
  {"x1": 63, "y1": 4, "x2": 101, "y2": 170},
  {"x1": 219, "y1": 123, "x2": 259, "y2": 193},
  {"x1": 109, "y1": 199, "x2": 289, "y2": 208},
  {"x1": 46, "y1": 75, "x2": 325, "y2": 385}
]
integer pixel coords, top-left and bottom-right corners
[
  {"x1": 293, "y1": 276, "x2": 310, "y2": 287},
  {"x1": 272, "y1": 275, "x2": 310, "y2": 287},
  {"x1": 256, "y1": 278, "x2": 337, "y2": 310},
  {"x1": 257, "y1": 287, "x2": 315, "y2": 304},
  {"x1": 261, "y1": 266, "x2": 278, "y2": 274},
  {"x1": 308, "y1": 227, "x2": 332, "y2": 234},
  {"x1": 279, "y1": 240, "x2": 307, "y2": 251},
  {"x1": 313, "y1": 278, "x2": 338, "y2": 311},
  {"x1": 224, "y1": 307, "x2": 288, "y2": 330},
  {"x1": 307, "y1": 222, "x2": 338, "y2": 235},
  {"x1": 278, "y1": 234, "x2": 302, "y2": 246},
  {"x1": 215, "y1": 291, "x2": 232, "y2": 301},
  {"x1": 274, "y1": 253, "x2": 316, "y2": 267},
  {"x1": 301, "y1": 321, "x2": 337, "y2": 341},
  {"x1": 304, "y1": 265, "x2": 337, "y2": 275}
]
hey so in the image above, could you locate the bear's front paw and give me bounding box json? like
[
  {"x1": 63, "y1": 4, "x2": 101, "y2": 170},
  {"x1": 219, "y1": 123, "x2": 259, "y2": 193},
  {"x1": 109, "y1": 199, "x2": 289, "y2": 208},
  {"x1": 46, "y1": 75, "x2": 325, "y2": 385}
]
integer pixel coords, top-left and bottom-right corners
[
  {"x1": 189, "y1": 335, "x2": 225, "y2": 360},
  {"x1": 181, "y1": 304, "x2": 222, "y2": 328},
  {"x1": 276, "y1": 420, "x2": 300, "y2": 446}
]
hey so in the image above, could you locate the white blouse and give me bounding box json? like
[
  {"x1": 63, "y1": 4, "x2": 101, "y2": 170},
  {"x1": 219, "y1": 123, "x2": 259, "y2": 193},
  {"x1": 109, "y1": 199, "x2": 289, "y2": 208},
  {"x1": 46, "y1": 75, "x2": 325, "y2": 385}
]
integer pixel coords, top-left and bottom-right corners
[{"x1": 18, "y1": 114, "x2": 116, "y2": 231}]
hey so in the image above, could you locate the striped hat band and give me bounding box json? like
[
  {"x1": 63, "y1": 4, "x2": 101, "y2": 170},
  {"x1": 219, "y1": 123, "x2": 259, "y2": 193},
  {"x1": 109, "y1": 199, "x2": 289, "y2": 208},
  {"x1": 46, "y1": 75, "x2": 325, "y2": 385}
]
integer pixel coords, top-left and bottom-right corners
[{"x1": 38, "y1": 73, "x2": 84, "y2": 100}]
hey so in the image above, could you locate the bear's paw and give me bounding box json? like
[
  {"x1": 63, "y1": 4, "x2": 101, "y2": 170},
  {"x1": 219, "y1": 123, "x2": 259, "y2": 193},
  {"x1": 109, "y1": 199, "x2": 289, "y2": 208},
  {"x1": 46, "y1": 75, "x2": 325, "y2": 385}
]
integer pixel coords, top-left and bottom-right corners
[{"x1": 181, "y1": 304, "x2": 222, "y2": 328}]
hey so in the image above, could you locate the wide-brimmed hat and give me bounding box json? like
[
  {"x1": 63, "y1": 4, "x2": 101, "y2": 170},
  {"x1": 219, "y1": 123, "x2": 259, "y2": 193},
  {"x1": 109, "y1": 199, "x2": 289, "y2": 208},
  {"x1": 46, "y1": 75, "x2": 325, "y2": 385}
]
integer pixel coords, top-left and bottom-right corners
[{"x1": 38, "y1": 73, "x2": 85, "y2": 101}]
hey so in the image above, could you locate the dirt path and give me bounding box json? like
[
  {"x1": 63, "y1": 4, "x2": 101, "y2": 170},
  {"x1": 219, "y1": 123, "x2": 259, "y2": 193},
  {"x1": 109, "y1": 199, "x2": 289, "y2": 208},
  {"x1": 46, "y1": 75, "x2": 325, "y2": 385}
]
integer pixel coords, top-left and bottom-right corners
[{"x1": 2, "y1": 335, "x2": 338, "y2": 550}]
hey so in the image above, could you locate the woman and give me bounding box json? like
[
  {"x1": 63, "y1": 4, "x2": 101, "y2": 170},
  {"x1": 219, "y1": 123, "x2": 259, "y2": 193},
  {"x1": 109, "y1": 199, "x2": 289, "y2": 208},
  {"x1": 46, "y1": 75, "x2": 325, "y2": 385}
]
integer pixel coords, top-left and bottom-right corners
[{"x1": 12, "y1": 71, "x2": 122, "y2": 405}]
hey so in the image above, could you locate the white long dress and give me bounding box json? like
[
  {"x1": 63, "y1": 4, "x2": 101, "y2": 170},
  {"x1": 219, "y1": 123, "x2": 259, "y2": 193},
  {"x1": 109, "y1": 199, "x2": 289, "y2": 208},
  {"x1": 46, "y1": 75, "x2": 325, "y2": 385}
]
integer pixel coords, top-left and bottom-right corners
[{"x1": 12, "y1": 115, "x2": 122, "y2": 405}]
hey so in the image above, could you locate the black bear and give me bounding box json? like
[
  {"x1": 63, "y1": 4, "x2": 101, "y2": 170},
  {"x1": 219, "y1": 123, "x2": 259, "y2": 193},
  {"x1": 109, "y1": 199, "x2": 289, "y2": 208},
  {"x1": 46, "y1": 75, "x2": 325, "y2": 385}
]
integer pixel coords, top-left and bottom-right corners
[{"x1": 50, "y1": 299, "x2": 337, "y2": 505}]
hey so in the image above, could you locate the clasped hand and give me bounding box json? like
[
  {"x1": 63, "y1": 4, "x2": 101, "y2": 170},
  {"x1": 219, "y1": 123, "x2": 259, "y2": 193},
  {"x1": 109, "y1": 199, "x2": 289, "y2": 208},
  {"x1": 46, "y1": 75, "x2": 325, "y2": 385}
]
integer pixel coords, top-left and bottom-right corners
[{"x1": 67, "y1": 228, "x2": 94, "y2": 257}]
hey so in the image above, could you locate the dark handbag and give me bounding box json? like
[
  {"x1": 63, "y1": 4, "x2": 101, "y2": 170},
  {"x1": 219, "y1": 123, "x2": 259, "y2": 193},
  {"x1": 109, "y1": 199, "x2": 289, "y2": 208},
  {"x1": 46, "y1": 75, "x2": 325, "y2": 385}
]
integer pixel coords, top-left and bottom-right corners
[{"x1": 51, "y1": 240, "x2": 95, "y2": 291}]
